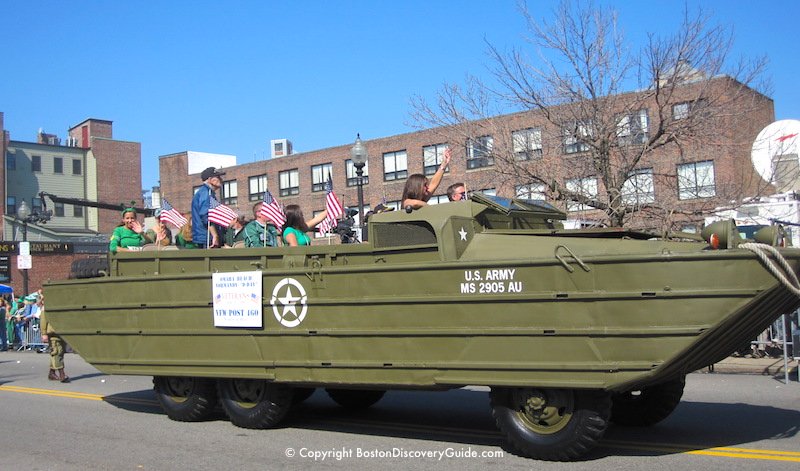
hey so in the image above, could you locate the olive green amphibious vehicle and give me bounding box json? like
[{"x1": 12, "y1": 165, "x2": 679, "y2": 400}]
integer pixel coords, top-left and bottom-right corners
[{"x1": 44, "y1": 194, "x2": 800, "y2": 461}]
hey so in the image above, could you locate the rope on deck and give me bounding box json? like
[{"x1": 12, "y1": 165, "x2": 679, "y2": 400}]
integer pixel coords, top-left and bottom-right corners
[{"x1": 739, "y1": 242, "x2": 800, "y2": 297}]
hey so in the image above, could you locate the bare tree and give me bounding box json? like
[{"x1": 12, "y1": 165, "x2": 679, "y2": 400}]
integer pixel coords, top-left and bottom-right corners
[{"x1": 411, "y1": 0, "x2": 772, "y2": 229}]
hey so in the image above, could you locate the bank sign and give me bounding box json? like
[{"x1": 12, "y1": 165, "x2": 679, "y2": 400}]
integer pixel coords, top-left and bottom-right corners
[{"x1": 211, "y1": 271, "x2": 263, "y2": 328}]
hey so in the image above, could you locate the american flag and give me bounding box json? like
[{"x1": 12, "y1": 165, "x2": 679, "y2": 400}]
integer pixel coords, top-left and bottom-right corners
[
  {"x1": 159, "y1": 198, "x2": 188, "y2": 229},
  {"x1": 208, "y1": 195, "x2": 237, "y2": 227},
  {"x1": 259, "y1": 190, "x2": 286, "y2": 227},
  {"x1": 318, "y1": 175, "x2": 343, "y2": 234}
]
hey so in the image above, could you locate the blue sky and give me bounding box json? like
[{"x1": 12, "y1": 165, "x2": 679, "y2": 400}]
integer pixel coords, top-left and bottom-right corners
[{"x1": 2, "y1": 0, "x2": 798, "y2": 191}]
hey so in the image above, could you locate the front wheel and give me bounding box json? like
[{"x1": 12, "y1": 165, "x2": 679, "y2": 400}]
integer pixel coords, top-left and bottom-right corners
[
  {"x1": 153, "y1": 376, "x2": 217, "y2": 422},
  {"x1": 217, "y1": 379, "x2": 292, "y2": 429},
  {"x1": 490, "y1": 387, "x2": 610, "y2": 461},
  {"x1": 611, "y1": 377, "x2": 686, "y2": 426}
]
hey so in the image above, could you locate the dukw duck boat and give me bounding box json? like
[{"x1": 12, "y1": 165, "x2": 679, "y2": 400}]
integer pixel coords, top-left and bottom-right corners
[{"x1": 44, "y1": 194, "x2": 800, "y2": 460}]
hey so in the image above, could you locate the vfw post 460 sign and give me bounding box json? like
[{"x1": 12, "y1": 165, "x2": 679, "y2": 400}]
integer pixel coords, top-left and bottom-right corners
[{"x1": 212, "y1": 271, "x2": 263, "y2": 327}]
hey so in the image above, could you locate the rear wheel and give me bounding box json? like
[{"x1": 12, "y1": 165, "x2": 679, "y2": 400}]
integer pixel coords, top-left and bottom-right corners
[
  {"x1": 153, "y1": 376, "x2": 217, "y2": 422},
  {"x1": 611, "y1": 377, "x2": 685, "y2": 426},
  {"x1": 217, "y1": 379, "x2": 292, "y2": 429},
  {"x1": 490, "y1": 387, "x2": 610, "y2": 461},
  {"x1": 325, "y1": 388, "x2": 386, "y2": 409}
]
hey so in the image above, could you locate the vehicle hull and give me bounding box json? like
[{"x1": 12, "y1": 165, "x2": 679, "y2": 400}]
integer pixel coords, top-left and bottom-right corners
[{"x1": 44, "y1": 237, "x2": 800, "y2": 392}]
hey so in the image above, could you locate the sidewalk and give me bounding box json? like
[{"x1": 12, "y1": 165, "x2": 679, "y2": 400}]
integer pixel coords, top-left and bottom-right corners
[{"x1": 700, "y1": 355, "x2": 799, "y2": 379}]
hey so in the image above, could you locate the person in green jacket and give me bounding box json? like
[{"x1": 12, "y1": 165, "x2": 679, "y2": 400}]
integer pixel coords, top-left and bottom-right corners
[{"x1": 109, "y1": 208, "x2": 152, "y2": 253}]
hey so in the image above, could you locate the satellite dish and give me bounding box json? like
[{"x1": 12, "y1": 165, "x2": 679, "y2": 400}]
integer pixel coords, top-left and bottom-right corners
[{"x1": 751, "y1": 120, "x2": 800, "y2": 192}]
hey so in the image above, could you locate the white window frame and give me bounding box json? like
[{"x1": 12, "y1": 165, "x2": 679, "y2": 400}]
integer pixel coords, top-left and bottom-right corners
[
  {"x1": 279, "y1": 169, "x2": 300, "y2": 197},
  {"x1": 383, "y1": 150, "x2": 408, "y2": 181},
  {"x1": 249, "y1": 174, "x2": 267, "y2": 201},
  {"x1": 467, "y1": 136, "x2": 494, "y2": 169},
  {"x1": 621, "y1": 168, "x2": 655, "y2": 205},
  {"x1": 346, "y1": 159, "x2": 369, "y2": 187},
  {"x1": 563, "y1": 121, "x2": 592, "y2": 154},
  {"x1": 512, "y1": 128, "x2": 543, "y2": 160},
  {"x1": 423, "y1": 144, "x2": 449, "y2": 175},
  {"x1": 222, "y1": 180, "x2": 238, "y2": 205},
  {"x1": 311, "y1": 163, "x2": 333, "y2": 192},
  {"x1": 678, "y1": 161, "x2": 716, "y2": 200},
  {"x1": 617, "y1": 109, "x2": 649, "y2": 145},
  {"x1": 515, "y1": 183, "x2": 546, "y2": 200},
  {"x1": 565, "y1": 177, "x2": 598, "y2": 211}
]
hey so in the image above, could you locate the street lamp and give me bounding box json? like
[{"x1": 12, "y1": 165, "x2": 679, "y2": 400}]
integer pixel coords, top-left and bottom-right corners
[
  {"x1": 16, "y1": 200, "x2": 31, "y2": 295},
  {"x1": 350, "y1": 133, "x2": 368, "y2": 231}
]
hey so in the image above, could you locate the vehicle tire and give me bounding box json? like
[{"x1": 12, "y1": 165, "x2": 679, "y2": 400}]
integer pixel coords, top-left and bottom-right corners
[
  {"x1": 610, "y1": 377, "x2": 685, "y2": 426},
  {"x1": 325, "y1": 388, "x2": 386, "y2": 409},
  {"x1": 217, "y1": 379, "x2": 292, "y2": 429},
  {"x1": 292, "y1": 387, "x2": 316, "y2": 405},
  {"x1": 152, "y1": 376, "x2": 217, "y2": 422},
  {"x1": 490, "y1": 387, "x2": 611, "y2": 461}
]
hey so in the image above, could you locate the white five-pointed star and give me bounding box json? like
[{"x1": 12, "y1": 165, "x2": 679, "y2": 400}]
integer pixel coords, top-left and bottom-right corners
[
  {"x1": 458, "y1": 227, "x2": 468, "y2": 241},
  {"x1": 277, "y1": 286, "x2": 301, "y2": 319}
]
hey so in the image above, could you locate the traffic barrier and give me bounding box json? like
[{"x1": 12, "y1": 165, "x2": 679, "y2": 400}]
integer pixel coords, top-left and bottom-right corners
[{"x1": 16, "y1": 320, "x2": 47, "y2": 351}]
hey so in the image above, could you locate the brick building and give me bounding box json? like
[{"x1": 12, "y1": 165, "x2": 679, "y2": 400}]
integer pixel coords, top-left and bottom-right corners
[
  {"x1": 1, "y1": 112, "x2": 142, "y2": 294},
  {"x1": 159, "y1": 76, "x2": 775, "y2": 234}
]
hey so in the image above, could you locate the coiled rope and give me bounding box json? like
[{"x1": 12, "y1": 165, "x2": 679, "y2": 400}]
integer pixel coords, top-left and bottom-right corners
[{"x1": 739, "y1": 242, "x2": 800, "y2": 297}]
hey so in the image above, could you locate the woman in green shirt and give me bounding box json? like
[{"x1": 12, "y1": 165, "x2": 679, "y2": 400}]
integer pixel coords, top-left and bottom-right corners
[
  {"x1": 109, "y1": 208, "x2": 152, "y2": 253},
  {"x1": 282, "y1": 205, "x2": 329, "y2": 247}
]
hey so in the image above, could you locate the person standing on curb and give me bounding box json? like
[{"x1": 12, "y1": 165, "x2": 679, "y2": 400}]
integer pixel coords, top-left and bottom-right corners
[{"x1": 39, "y1": 308, "x2": 69, "y2": 383}]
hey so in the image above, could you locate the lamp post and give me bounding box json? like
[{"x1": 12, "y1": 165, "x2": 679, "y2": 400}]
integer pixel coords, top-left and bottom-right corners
[
  {"x1": 350, "y1": 134, "x2": 368, "y2": 231},
  {"x1": 16, "y1": 200, "x2": 31, "y2": 296}
]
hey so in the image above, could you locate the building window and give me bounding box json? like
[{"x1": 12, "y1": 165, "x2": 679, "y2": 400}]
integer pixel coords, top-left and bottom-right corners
[
  {"x1": 515, "y1": 183, "x2": 546, "y2": 200},
  {"x1": 6, "y1": 153, "x2": 15, "y2": 170},
  {"x1": 32, "y1": 197, "x2": 43, "y2": 212},
  {"x1": 621, "y1": 168, "x2": 655, "y2": 204},
  {"x1": 678, "y1": 161, "x2": 716, "y2": 200},
  {"x1": 73, "y1": 205, "x2": 83, "y2": 217},
  {"x1": 423, "y1": 144, "x2": 449, "y2": 175},
  {"x1": 249, "y1": 174, "x2": 267, "y2": 201},
  {"x1": 673, "y1": 99, "x2": 708, "y2": 120},
  {"x1": 383, "y1": 150, "x2": 408, "y2": 181},
  {"x1": 279, "y1": 169, "x2": 299, "y2": 197},
  {"x1": 512, "y1": 128, "x2": 543, "y2": 160},
  {"x1": 54, "y1": 157, "x2": 63, "y2": 174},
  {"x1": 345, "y1": 159, "x2": 369, "y2": 187},
  {"x1": 54, "y1": 202, "x2": 65, "y2": 217},
  {"x1": 32, "y1": 155, "x2": 41, "y2": 172},
  {"x1": 222, "y1": 180, "x2": 238, "y2": 205},
  {"x1": 428, "y1": 194, "x2": 449, "y2": 205},
  {"x1": 467, "y1": 136, "x2": 494, "y2": 169},
  {"x1": 565, "y1": 177, "x2": 598, "y2": 211},
  {"x1": 6, "y1": 196, "x2": 16, "y2": 215},
  {"x1": 563, "y1": 121, "x2": 592, "y2": 154},
  {"x1": 311, "y1": 163, "x2": 333, "y2": 192},
  {"x1": 385, "y1": 200, "x2": 402, "y2": 211},
  {"x1": 73, "y1": 159, "x2": 82, "y2": 175},
  {"x1": 617, "y1": 110, "x2": 649, "y2": 145}
]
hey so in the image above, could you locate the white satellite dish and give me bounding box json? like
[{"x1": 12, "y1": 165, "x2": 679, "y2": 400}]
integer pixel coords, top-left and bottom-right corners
[{"x1": 751, "y1": 120, "x2": 800, "y2": 191}]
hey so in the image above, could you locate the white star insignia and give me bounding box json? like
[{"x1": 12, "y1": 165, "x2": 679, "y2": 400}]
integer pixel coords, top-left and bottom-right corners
[
  {"x1": 458, "y1": 227, "x2": 468, "y2": 241},
  {"x1": 277, "y1": 286, "x2": 301, "y2": 320}
]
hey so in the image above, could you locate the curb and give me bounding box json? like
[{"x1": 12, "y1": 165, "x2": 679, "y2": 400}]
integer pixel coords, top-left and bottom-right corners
[{"x1": 696, "y1": 357, "x2": 799, "y2": 379}]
